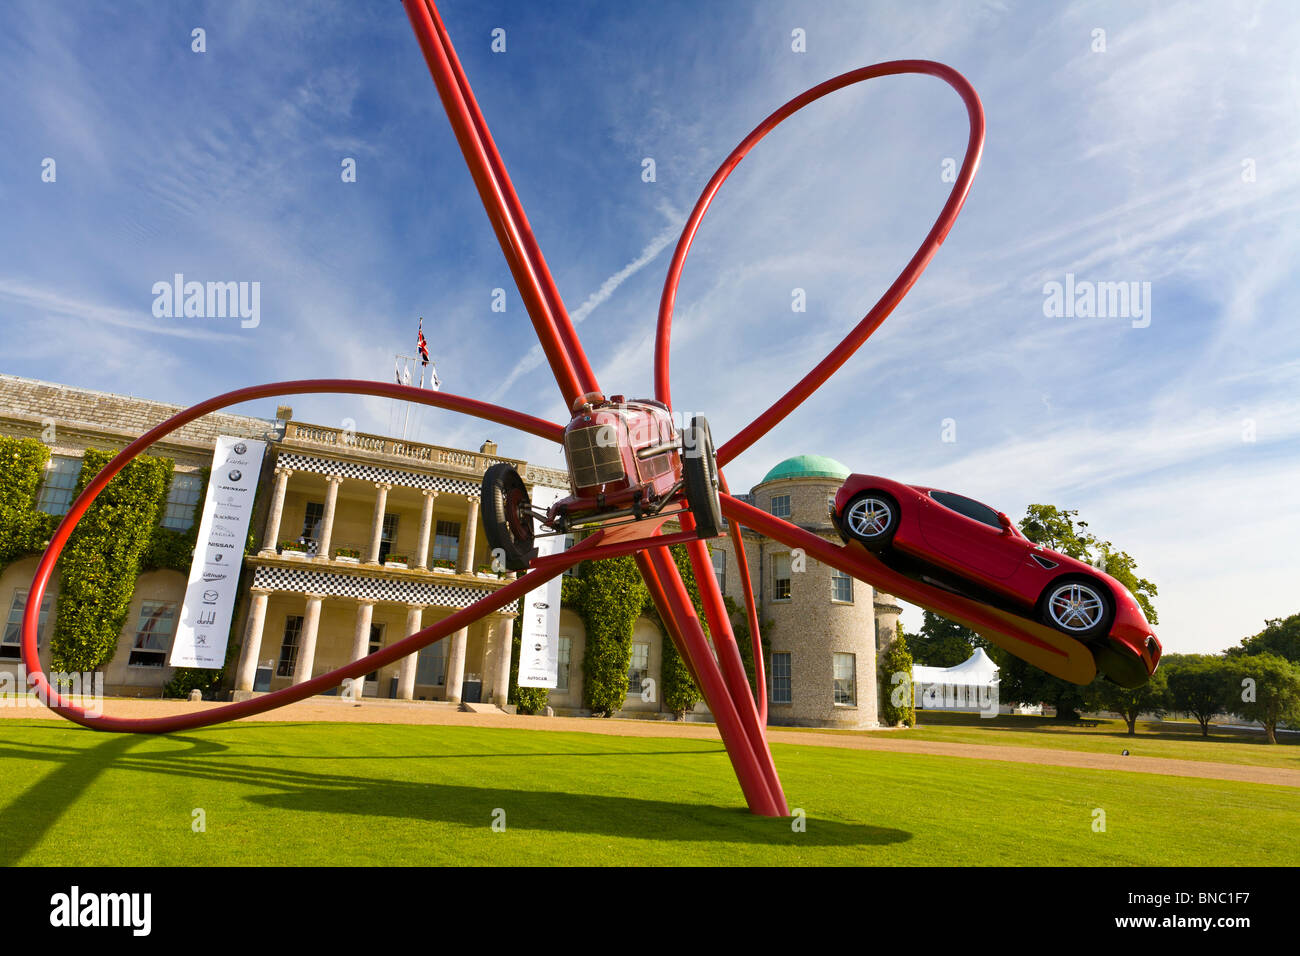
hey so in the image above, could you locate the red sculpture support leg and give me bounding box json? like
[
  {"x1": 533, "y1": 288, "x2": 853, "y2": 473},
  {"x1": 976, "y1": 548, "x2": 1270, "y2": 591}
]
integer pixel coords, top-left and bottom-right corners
[{"x1": 643, "y1": 546, "x2": 787, "y2": 816}]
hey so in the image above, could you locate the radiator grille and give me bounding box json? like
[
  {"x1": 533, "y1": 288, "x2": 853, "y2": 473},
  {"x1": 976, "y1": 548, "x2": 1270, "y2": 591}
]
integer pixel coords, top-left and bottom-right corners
[{"x1": 565, "y1": 426, "x2": 624, "y2": 488}]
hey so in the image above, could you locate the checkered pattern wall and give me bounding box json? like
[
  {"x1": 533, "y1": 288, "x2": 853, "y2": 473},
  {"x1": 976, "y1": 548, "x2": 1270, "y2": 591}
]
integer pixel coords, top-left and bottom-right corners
[
  {"x1": 252, "y1": 564, "x2": 518, "y2": 612},
  {"x1": 276, "y1": 452, "x2": 479, "y2": 497}
]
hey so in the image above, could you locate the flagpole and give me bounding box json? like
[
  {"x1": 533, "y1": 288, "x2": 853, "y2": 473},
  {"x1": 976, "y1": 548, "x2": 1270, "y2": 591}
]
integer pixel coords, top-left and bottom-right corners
[
  {"x1": 402, "y1": 357, "x2": 412, "y2": 443},
  {"x1": 416, "y1": 362, "x2": 426, "y2": 443}
]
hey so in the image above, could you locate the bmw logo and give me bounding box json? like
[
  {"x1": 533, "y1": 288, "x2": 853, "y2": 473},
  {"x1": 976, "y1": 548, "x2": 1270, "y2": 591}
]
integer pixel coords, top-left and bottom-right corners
[{"x1": 228, "y1": 469, "x2": 242, "y2": 481}]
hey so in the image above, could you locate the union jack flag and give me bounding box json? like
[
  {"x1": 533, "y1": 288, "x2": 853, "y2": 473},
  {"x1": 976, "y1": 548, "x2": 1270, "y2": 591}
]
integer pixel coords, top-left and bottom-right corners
[{"x1": 417, "y1": 317, "x2": 430, "y2": 366}]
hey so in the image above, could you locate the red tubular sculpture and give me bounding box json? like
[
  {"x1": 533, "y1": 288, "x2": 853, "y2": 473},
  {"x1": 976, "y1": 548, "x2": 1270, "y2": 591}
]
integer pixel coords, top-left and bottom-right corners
[{"x1": 24, "y1": 2, "x2": 1014, "y2": 818}]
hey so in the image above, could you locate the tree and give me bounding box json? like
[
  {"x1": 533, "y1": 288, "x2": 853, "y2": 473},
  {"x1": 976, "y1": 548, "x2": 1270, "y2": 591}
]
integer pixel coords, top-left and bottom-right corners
[
  {"x1": 908, "y1": 610, "x2": 984, "y2": 667},
  {"x1": 1231, "y1": 614, "x2": 1300, "y2": 664},
  {"x1": 878, "y1": 628, "x2": 915, "y2": 727},
  {"x1": 1163, "y1": 654, "x2": 1234, "y2": 737},
  {"x1": 993, "y1": 504, "x2": 1160, "y2": 720},
  {"x1": 990, "y1": 646, "x2": 1098, "y2": 720},
  {"x1": 1226, "y1": 653, "x2": 1300, "y2": 745},
  {"x1": 1094, "y1": 668, "x2": 1168, "y2": 735},
  {"x1": 1019, "y1": 504, "x2": 1158, "y2": 623}
]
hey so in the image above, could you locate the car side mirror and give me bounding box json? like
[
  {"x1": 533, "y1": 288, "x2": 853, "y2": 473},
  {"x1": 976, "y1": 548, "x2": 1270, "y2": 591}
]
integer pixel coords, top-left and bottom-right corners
[{"x1": 997, "y1": 511, "x2": 1014, "y2": 535}]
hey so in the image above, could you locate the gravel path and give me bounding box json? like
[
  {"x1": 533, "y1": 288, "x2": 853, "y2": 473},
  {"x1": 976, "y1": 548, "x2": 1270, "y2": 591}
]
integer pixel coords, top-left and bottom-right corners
[{"x1": 4, "y1": 697, "x2": 1296, "y2": 788}]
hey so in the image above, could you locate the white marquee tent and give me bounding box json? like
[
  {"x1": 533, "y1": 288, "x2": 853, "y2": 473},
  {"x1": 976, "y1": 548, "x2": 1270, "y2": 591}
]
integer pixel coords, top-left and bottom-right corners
[{"x1": 912, "y1": 647, "x2": 1000, "y2": 713}]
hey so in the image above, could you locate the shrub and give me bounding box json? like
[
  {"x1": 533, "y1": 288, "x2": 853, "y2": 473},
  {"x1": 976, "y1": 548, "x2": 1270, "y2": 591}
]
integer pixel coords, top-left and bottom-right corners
[{"x1": 878, "y1": 630, "x2": 916, "y2": 727}]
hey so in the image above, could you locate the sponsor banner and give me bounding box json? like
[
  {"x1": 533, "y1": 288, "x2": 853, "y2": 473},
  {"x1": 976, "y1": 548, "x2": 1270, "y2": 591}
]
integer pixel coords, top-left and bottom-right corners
[
  {"x1": 169, "y1": 436, "x2": 266, "y2": 668},
  {"x1": 516, "y1": 485, "x2": 565, "y2": 688}
]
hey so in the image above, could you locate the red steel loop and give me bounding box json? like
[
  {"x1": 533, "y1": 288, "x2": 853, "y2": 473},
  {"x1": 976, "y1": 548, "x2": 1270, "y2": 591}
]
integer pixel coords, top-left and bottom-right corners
[
  {"x1": 20, "y1": 380, "x2": 568, "y2": 733},
  {"x1": 652, "y1": 61, "x2": 985, "y2": 465}
]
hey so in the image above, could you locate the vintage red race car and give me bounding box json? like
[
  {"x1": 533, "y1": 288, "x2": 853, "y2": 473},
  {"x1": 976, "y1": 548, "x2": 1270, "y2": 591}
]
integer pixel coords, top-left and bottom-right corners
[
  {"x1": 481, "y1": 392, "x2": 722, "y2": 571},
  {"x1": 830, "y1": 474, "x2": 1162, "y2": 688}
]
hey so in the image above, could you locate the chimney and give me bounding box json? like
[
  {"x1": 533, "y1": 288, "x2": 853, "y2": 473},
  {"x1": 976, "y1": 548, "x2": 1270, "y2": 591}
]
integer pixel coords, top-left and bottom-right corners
[{"x1": 480, "y1": 439, "x2": 498, "y2": 456}]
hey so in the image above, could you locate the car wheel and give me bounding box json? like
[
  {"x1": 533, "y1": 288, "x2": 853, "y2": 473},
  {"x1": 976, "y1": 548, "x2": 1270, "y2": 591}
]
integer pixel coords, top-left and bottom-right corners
[
  {"x1": 841, "y1": 491, "x2": 899, "y2": 552},
  {"x1": 481, "y1": 462, "x2": 538, "y2": 572},
  {"x1": 1039, "y1": 577, "x2": 1111, "y2": 643},
  {"x1": 682, "y1": 415, "x2": 722, "y2": 539}
]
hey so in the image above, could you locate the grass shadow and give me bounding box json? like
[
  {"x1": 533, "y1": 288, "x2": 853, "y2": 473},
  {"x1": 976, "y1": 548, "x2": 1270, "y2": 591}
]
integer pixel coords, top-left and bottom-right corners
[{"x1": 0, "y1": 728, "x2": 909, "y2": 852}]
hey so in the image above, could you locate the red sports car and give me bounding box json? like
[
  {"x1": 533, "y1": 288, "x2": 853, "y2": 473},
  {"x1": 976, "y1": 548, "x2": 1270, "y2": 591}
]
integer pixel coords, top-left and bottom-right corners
[
  {"x1": 830, "y1": 474, "x2": 1161, "y2": 688},
  {"x1": 481, "y1": 392, "x2": 722, "y2": 571}
]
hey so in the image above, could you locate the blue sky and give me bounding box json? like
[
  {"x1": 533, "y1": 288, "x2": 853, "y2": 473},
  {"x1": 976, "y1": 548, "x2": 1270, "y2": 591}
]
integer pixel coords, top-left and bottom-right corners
[{"x1": 2, "y1": 0, "x2": 1297, "y2": 654}]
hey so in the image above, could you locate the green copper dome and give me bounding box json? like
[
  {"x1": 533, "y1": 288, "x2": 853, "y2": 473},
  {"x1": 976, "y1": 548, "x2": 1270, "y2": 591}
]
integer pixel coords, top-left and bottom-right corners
[{"x1": 759, "y1": 455, "x2": 851, "y2": 484}]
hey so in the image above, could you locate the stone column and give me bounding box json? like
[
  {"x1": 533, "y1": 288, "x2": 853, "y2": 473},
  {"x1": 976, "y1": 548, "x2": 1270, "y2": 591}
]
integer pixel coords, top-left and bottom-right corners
[
  {"x1": 457, "y1": 495, "x2": 480, "y2": 574},
  {"x1": 350, "y1": 600, "x2": 375, "y2": 665},
  {"x1": 293, "y1": 594, "x2": 325, "y2": 685},
  {"x1": 397, "y1": 604, "x2": 424, "y2": 700},
  {"x1": 234, "y1": 588, "x2": 271, "y2": 692},
  {"x1": 492, "y1": 614, "x2": 515, "y2": 707},
  {"x1": 367, "y1": 482, "x2": 392, "y2": 564},
  {"x1": 415, "y1": 490, "x2": 437, "y2": 569},
  {"x1": 444, "y1": 626, "x2": 469, "y2": 703},
  {"x1": 316, "y1": 474, "x2": 344, "y2": 559},
  {"x1": 260, "y1": 466, "x2": 293, "y2": 554}
]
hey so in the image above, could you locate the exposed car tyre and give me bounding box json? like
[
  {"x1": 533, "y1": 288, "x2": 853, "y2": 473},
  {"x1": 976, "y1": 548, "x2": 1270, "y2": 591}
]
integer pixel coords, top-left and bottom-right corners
[
  {"x1": 1039, "y1": 576, "x2": 1112, "y2": 643},
  {"x1": 682, "y1": 415, "x2": 722, "y2": 540},
  {"x1": 841, "y1": 491, "x2": 899, "y2": 552},
  {"x1": 481, "y1": 462, "x2": 537, "y2": 572}
]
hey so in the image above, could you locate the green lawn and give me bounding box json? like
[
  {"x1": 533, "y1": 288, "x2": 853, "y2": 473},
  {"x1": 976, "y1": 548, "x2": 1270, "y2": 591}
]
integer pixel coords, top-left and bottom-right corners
[
  {"x1": 783, "y1": 711, "x2": 1300, "y2": 770},
  {"x1": 0, "y1": 719, "x2": 1295, "y2": 866}
]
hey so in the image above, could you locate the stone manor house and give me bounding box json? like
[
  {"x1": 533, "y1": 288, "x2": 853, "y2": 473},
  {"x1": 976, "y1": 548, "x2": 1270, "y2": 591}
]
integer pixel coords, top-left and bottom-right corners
[{"x1": 0, "y1": 374, "x2": 901, "y2": 728}]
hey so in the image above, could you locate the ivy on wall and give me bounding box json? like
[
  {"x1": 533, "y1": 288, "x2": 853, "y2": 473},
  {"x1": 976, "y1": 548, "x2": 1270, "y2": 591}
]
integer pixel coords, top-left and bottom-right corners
[
  {"x1": 0, "y1": 437, "x2": 58, "y2": 572},
  {"x1": 578, "y1": 553, "x2": 647, "y2": 717},
  {"x1": 49, "y1": 448, "x2": 173, "y2": 673},
  {"x1": 0, "y1": 437, "x2": 229, "y2": 692},
  {"x1": 640, "y1": 545, "x2": 707, "y2": 719}
]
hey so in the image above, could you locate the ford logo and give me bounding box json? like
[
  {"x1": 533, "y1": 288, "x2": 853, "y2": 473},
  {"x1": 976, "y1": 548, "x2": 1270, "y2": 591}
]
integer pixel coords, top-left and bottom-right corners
[{"x1": 533, "y1": 602, "x2": 549, "y2": 609}]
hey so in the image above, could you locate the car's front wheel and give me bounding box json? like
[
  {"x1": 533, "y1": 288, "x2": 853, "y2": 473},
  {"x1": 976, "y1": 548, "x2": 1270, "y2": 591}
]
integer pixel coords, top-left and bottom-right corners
[
  {"x1": 1039, "y1": 577, "x2": 1112, "y2": 643},
  {"x1": 841, "y1": 491, "x2": 899, "y2": 552}
]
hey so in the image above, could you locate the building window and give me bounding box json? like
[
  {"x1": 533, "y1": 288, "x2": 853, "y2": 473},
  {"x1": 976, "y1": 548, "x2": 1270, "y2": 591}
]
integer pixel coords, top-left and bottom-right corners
[
  {"x1": 416, "y1": 640, "x2": 446, "y2": 686},
  {"x1": 300, "y1": 501, "x2": 325, "y2": 549},
  {"x1": 277, "y1": 616, "x2": 304, "y2": 677},
  {"x1": 2, "y1": 589, "x2": 53, "y2": 660},
  {"x1": 562, "y1": 533, "x2": 578, "y2": 577},
  {"x1": 557, "y1": 636, "x2": 571, "y2": 691},
  {"x1": 160, "y1": 473, "x2": 204, "y2": 531},
  {"x1": 627, "y1": 642, "x2": 650, "y2": 696},
  {"x1": 36, "y1": 456, "x2": 81, "y2": 516},
  {"x1": 771, "y1": 652, "x2": 792, "y2": 704},
  {"x1": 831, "y1": 567, "x2": 853, "y2": 603},
  {"x1": 833, "y1": 652, "x2": 856, "y2": 705},
  {"x1": 711, "y1": 549, "x2": 726, "y2": 593},
  {"x1": 380, "y1": 513, "x2": 399, "y2": 562},
  {"x1": 771, "y1": 553, "x2": 791, "y2": 601},
  {"x1": 128, "y1": 601, "x2": 177, "y2": 667},
  {"x1": 771, "y1": 494, "x2": 791, "y2": 518},
  {"x1": 433, "y1": 519, "x2": 460, "y2": 565},
  {"x1": 366, "y1": 623, "x2": 383, "y2": 682}
]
